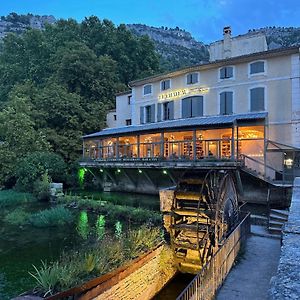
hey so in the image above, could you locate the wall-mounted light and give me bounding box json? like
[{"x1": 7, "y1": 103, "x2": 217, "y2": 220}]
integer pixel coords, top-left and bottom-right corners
[
  {"x1": 117, "y1": 169, "x2": 121, "y2": 173},
  {"x1": 138, "y1": 169, "x2": 143, "y2": 174},
  {"x1": 163, "y1": 170, "x2": 168, "y2": 175},
  {"x1": 100, "y1": 169, "x2": 104, "y2": 173}
]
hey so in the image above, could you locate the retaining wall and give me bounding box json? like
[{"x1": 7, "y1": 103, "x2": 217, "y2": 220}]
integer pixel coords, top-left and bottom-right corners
[
  {"x1": 270, "y1": 177, "x2": 300, "y2": 299},
  {"x1": 80, "y1": 245, "x2": 177, "y2": 300}
]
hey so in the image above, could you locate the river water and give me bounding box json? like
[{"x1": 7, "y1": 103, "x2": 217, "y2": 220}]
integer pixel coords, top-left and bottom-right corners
[{"x1": 0, "y1": 192, "x2": 159, "y2": 300}]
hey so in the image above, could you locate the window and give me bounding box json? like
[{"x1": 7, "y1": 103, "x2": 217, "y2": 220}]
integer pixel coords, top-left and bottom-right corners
[
  {"x1": 145, "y1": 104, "x2": 155, "y2": 123},
  {"x1": 250, "y1": 61, "x2": 265, "y2": 75},
  {"x1": 186, "y1": 73, "x2": 199, "y2": 85},
  {"x1": 182, "y1": 96, "x2": 203, "y2": 118},
  {"x1": 220, "y1": 92, "x2": 233, "y2": 115},
  {"x1": 163, "y1": 101, "x2": 174, "y2": 120},
  {"x1": 143, "y1": 84, "x2": 152, "y2": 95},
  {"x1": 113, "y1": 114, "x2": 117, "y2": 121},
  {"x1": 161, "y1": 79, "x2": 171, "y2": 91},
  {"x1": 128, "y1": 95, "x2": 132, "y2": 105},
  {"x1": 220, "y1": 66, "x2": 233, "y2": 79},
  {"x1": 126, "y1": 119, "x2": 132, "y2": 126},
  {"x1": 250, "y1": 87, "x2": 265, "y2": 112}
]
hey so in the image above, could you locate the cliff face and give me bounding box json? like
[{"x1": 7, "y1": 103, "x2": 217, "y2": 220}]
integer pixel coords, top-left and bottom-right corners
[
  {"x1": 126, "y1": 24, "x2": 209, "y2": 71},
  {"x1": 0, "y1": 13, "x2": 56, "y2": 39}
]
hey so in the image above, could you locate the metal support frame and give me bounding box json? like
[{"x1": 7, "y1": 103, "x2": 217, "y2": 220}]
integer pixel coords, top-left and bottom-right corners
[
  {"x1": 103, "y1": 169, "x2": 117, "y2": 185},
  {"x1": 122, "y1": 169, "x2": 137, "y2": 187},
  {"x1": 142, "y1": 169, "x2": 156, "y2": 187}
]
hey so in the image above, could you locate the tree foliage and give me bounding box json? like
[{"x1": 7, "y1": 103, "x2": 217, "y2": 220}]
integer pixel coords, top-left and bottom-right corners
[{"x1": 0, "y1": 16, "x2": 160, "y2": 188}]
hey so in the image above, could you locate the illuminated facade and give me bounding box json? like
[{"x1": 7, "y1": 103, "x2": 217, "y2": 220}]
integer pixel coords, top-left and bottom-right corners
[{"x1": 83, "y1": 29, "x2": 300, "y2": 184}]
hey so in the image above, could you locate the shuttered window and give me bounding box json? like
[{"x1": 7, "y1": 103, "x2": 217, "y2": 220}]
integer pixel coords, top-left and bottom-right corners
[
  {"x1": 145, "y1": 104, "x2": 156, "y2": 123},
  {"x1": 220, "y1": 92, "x2": 233, "y2": 115},
  {"x1": 143, "y1": 84, "x2": 152, "y2": 95},
  {"x1": 220, "y1": 66, "x2": 233, "y2": 79},
  {"x1": 182, "y1": 96, "x2": 203, "y2": 118},
  {"x1": 250, "y1": 87, "x2": 265, "y2": 111},
  {"x1": 161, "y1": 79, "x2": 171, "y2": 91},
  {"x1": 157, "y1": 103, "x2": 162, "y2": 122},
  {"x1": 250, "y1": 61, "x2": 265, "y2": 75},
  {"x1": 186, "y1": 73, "x2": 199, "y2": 84},
  {"x1": 163, "y1": 101, "x2": 174, "y2": 120},
  {"x1": 140, "y1": 106, "x2": 144, "y2": 124}
]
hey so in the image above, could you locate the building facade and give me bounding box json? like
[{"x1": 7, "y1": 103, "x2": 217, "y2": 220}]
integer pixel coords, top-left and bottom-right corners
[{"x1": 83, "y1": 28, "x2": 300, "y2": 185}]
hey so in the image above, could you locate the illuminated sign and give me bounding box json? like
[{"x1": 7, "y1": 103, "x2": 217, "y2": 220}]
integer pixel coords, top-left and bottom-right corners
[{"x1": 158, "y1": 87, "x2": 209, "y2": 101}]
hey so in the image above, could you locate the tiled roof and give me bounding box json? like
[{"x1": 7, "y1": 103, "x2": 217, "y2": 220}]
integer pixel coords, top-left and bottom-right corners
[{"x1": 83, "y1": 112, "x2": 267, "y2": 139}]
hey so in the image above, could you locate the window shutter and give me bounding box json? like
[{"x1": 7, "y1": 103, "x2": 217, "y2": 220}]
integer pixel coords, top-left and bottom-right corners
[
  {"x1": 220, "y1": 68, "x2": 225, "y2": 79},
  {"x1": 226, "y1": 92, "x2": 233, "y2": 114},
  {"x1": 151, "y1": 104, "x2": 155, "y2": 122},
  {"x1": 192, "y1": 73, "x2": 198, "y2": 83},
  {"x1": 250, "y1": 87, "x2": 264, "y2": 111},
  {"x1": 227, "y1": 67, "x2": 233, "y2": 78},
  {"x1": 140, "y1": 106, "x2": 144, "y2": 124},
  {"x1": 220, "y1": 92, "x2": 226, "y2": 115},
  {"x1": 182, "y1": 98, "x2": 191, "y2": 118},
  {"x1": 168, "y1": 101, "x2": 174, "y2": 120},
  {"x1": 250, "y1": 62, "x2": 264, "y2": 74},
  {"x1": 192, "y1": 96, "x2": 203, "y2": 117},
  {"x1": 157, "y1": 103, "x2": 162, "y2": 122}
]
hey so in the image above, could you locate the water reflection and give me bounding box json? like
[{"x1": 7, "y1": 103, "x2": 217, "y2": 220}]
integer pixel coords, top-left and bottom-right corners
[{"x1": 77, "y1": 211, "x2": 89, "y2": 239}]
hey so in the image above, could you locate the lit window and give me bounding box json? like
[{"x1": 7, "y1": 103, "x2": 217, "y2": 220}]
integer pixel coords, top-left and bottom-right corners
[
  {"x1": 250, "y1": 87, "x2": 265, "y2": 111},
  {"x1": 220, "y1": 66, "x2": 233, "y2": 79},
  {"x1": 186, "y1": 73, "x2": 199, "y2": 85},
  {"x1": 161, "y1": 79, "x2": 171, "y2": 91},
  {"x1": 143, "y1": 84, "x2": 152, "y2": 95},
  {"x1": 250, "y1": 61, "x2": 265, "y2": 75}
]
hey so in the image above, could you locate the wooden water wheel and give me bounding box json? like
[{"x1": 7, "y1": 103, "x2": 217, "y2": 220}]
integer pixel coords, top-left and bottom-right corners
[{"x1": 168, "y1": 170, "x2": 239, "y2": 274}]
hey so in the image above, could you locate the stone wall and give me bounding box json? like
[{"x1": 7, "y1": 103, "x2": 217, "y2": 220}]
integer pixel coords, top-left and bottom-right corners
[
  {"x1": 270, "y1": 178, "x2": 300, "y2": 299},
  {"x1": 80, "y1": 245, "x2": 176, "y2": 300}
]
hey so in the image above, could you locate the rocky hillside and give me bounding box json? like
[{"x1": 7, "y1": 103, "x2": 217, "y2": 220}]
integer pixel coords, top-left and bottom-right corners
[
  {"x1": 127, "y1": 24, "x2": 209, "y2": 71},
  {"x1": 0, "y1": 12, "x2": 56, "y2": 39},
  {"x1": 248, "y1": 26, "x2": 300, "y2": 49}
]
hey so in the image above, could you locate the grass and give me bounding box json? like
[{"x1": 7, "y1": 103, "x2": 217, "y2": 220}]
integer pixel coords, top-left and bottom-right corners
[
  {"x1": 29, "y1": 226, "x2": 163, "y2": 296},
  {"x1": 4, "y1": 208, "x2": 31, "y2": 226},
  {"x1": 58, "y1": 196, "x2": 162, "y2": 227},
  {"x1": 29, "y1": 206, "x2": 74, "y2": 227},
  {"x1": 0, "y1": 190, "x2": 35, "y2": 209}
]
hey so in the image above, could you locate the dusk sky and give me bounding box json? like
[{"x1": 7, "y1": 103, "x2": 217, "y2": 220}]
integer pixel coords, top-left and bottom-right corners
[{"x1": 2, "y1": 0, "x2": 300, "y2": 43}]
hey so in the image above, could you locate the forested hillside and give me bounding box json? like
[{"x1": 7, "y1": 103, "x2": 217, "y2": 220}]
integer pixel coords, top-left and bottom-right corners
[{"x1": 0, "y1": 16, "x2": 160, "y2": 188}]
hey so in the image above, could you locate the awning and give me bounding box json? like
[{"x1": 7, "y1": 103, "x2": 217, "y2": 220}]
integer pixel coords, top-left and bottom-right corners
[{"x1": 83, "y1": 112, "x2": 267, "y2": 139}]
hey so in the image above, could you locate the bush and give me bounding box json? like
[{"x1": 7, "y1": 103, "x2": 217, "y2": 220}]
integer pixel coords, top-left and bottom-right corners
[
  {"x1": 16, "y1": 151, "x2": 67, "y2": 192},
  {"x1": 33, "y1": 172, "x2": 51, "y2": 202},
  {"x1": 4, "y1": 208, "x2": 31, "y2": 225},
  {"x1": 0, "y1": 190, "x2": 35, "y2": 208},
  {"x1": 30, "y1": 206, "x2": 74, "y2": 227}
]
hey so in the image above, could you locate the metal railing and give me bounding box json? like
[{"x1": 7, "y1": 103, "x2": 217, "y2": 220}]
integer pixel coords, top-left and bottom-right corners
[{"x1": 176, "y1": 212, "x2": 251, "y2": 300}]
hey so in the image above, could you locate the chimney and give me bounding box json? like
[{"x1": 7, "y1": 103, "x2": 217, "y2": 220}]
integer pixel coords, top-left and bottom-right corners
[{"x1": 223, "y1": 26, "x2": 232, "y2": 58}]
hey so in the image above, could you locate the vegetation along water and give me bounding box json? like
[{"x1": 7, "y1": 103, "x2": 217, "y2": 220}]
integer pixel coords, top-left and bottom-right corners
[{"x1": 0, "y1": 190, "x2": 161, "y2": 299}]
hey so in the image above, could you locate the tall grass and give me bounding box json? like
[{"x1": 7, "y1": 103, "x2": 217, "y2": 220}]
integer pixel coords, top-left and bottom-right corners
[
  {"x1": 0, "y1": 190, "x2": 35, "y2": 208},
  {"x1": 30, "y1": 206, "x2": 74, "y2": 227},
  {"x1": 29, "y1": 226, "x2": 162, "y2": 295},
  {"x1": 4, "y1": 208, "x2": 31, "y2": 225}
]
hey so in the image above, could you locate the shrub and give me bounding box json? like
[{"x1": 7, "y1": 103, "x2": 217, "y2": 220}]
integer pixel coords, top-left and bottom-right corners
[
  {"x1": 4, "y1": 208, "x2": 31, "y2": 225},
  {"x1": 30, "y1": 206, "x2": 73, "y2": 227},
  {"x1": 76, "y1": 211, "x2": 89, "y2": 239},
  {"x1": 33, "y1": 172, "x2": 51, "y2": 202}
]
